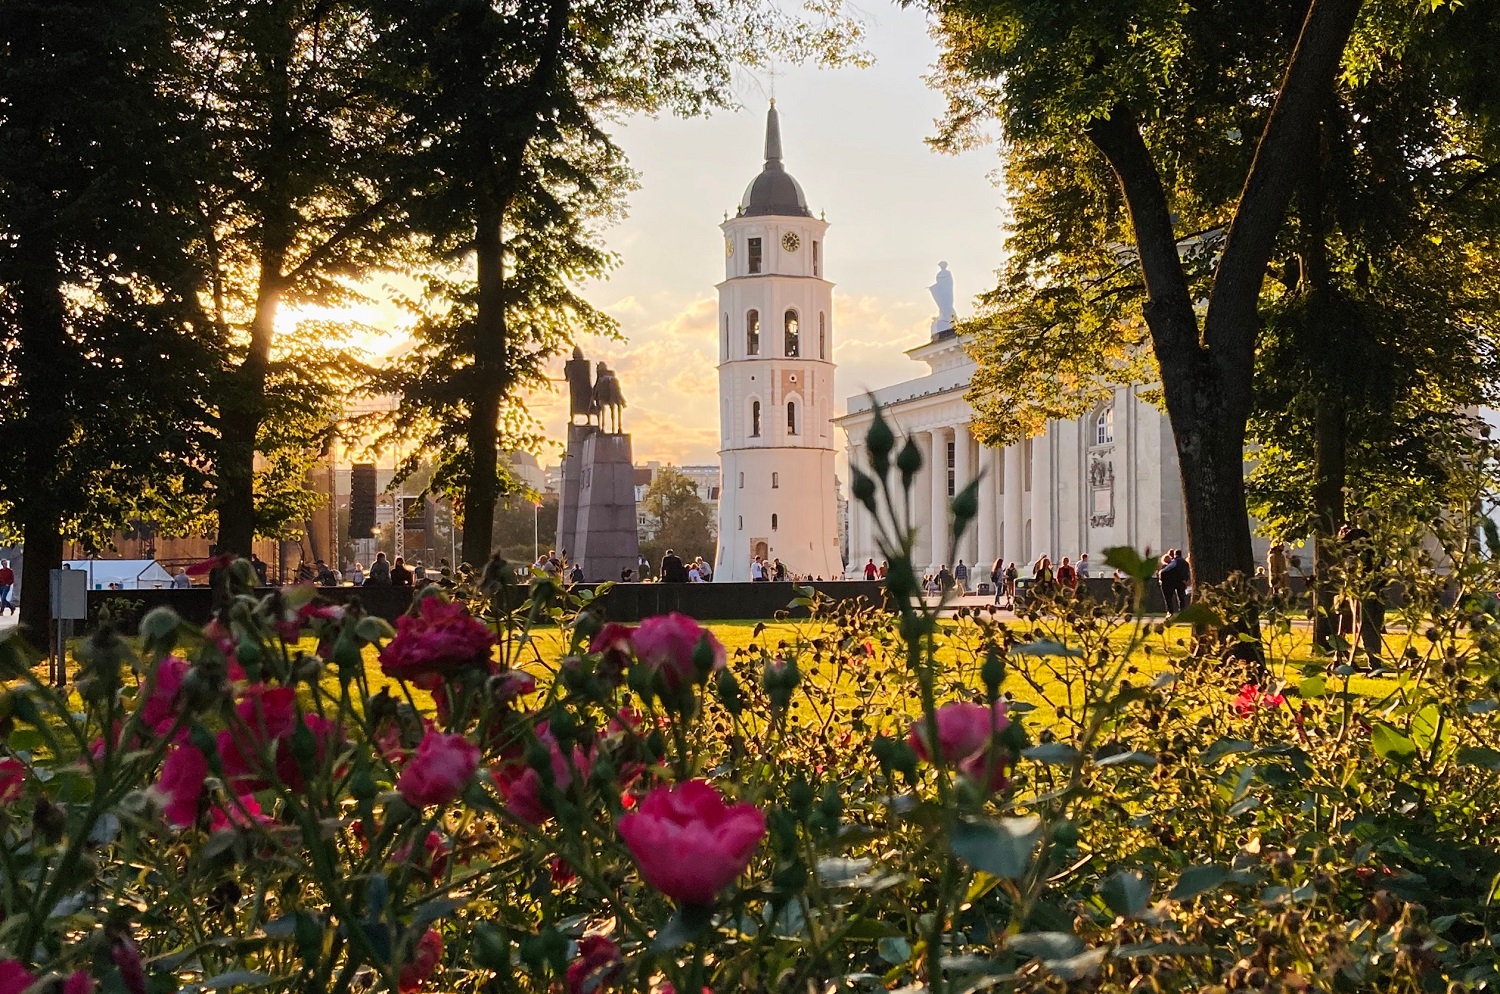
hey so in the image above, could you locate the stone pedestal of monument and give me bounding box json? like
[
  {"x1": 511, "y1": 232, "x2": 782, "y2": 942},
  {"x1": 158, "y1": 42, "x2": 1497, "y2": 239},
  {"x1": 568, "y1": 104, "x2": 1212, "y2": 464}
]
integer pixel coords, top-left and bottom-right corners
[{"x1": 556, "y1": 426, "x2": 640, "y2": 583}]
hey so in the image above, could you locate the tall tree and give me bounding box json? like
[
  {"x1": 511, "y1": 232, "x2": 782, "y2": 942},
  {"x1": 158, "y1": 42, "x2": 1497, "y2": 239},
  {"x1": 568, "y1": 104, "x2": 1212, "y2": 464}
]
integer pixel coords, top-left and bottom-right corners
[
  {"x1": 640, "y1": 467, "x2": 715, "y2": 567},
  {"x1": 184, "y1": 0, "x2": 412, "y2": 557},
  {"x1": 369, "y1": 0, "x2": 863, "y2": 566},
  {"x1": 926, "y1": 0, "x2": 1367, "y2": 583},
  {"x1": 0, "y1": 0, "x2": 220, "y2": 638}
]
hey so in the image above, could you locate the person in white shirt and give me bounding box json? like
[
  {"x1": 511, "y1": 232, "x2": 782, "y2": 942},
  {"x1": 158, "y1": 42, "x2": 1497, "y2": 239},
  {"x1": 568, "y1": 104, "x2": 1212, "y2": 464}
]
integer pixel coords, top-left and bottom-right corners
[
  {"x1": 688, "y1": 565, "x2": 703, "y2": 582},
  {"x1": 1077, "y1": 553, "x2": 1091, "y2": 580},
  {"x1": 750, "y1": 557, "x2": 766, "y2": 582}
]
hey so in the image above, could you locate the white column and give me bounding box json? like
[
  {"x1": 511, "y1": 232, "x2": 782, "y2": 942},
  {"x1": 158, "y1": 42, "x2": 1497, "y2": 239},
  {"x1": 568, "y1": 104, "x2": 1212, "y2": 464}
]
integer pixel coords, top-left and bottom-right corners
[
  {"x1": 929, "y1": 426, "x2": 951, "y2": 570},
  {"x1": 1005, "y1": 443, "x2": 1024, "y2": 567},
  {"x1": 1031, "y1": 428, "x2": 1054, "y2": 563},
  {"x1": 978, "y1": 443, "x2": 998, "y2": 576},
  {"x1": 845, "y1": 443, "x2": 863, "y2": 567},
  {"x1": 910, "y1": 432, "x2": 932, "y2": 569},
  {"x1": 953, "y1": 423, "x2": 974, "y2": 569}
]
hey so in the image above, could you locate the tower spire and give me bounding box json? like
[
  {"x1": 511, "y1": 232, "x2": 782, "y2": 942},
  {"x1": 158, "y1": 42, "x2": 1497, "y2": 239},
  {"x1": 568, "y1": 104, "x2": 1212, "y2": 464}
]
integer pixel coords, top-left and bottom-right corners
[{"x1": 764, "y1": 100, "x2": 783, "y2": 167}]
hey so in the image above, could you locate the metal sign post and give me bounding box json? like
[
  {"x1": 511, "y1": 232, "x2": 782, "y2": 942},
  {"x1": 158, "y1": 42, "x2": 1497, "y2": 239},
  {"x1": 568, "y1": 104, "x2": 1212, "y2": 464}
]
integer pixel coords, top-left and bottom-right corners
[{"x1": 49, "y1": 567, "x2": 88, "y2": 687}]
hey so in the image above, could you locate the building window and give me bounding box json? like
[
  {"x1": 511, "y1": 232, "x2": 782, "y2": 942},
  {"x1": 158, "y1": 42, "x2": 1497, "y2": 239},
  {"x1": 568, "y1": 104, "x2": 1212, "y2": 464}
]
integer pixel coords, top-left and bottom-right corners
[
  {"x1": 746, "y1": 310, "x2": 760, "y2": 356},
  {"x1": 946, "y1": 439, "x2": 956, "y2": 497},
  {"x1": 1095, "y1": 407, "x2": 1115, "y2": 445},
  {"x1": 772, "y1": 472, "x2": 779, "y2": 489},
  {"x1": 751, "y1": 400, "x2": 761, "y2": 437},
  {"x1": 819, "y1": 313, "x2": 826, "y2": 360},
  {"x1": 748, "y1": 237, "x2": 762, "y2": 274},
  {"x1": 738, "y1": 515, "x2": 743, "y2": 531},
  {"x1": 787, "y1": 401, "x2": 798, "y2": 436},
  {"x1": 784, "y1": 309, "x2": 799, "y2": 357},
  {"x1": 771, "y1": 513, "x2": 779, "y2": 531},
  {"x1": 738, "y1": 471, "x2": 744, "y2": 488},
  {"x1": 812, "y1": 240, "x2": 819, "y2": 276}
]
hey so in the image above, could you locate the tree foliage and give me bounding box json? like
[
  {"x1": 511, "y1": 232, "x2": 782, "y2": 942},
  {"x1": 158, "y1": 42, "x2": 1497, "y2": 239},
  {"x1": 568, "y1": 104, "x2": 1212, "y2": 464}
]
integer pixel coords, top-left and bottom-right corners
[{"x1": 640, "y1": 467, "x2": 715, "y2": 566}]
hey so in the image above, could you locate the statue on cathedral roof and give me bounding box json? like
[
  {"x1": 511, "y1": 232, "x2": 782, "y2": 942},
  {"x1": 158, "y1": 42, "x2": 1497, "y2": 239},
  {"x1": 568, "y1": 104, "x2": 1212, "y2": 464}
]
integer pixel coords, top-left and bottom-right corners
[{"x1": 929, "y1": 261, "x2": 956, "y2": 336}]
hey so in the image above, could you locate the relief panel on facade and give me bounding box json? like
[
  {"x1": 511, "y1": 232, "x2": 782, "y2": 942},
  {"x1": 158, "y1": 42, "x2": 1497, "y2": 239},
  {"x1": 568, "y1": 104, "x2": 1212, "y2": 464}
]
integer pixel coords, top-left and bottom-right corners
[{"x1": 1088, "y1": 452, "x2": 1115, "y2": 529}]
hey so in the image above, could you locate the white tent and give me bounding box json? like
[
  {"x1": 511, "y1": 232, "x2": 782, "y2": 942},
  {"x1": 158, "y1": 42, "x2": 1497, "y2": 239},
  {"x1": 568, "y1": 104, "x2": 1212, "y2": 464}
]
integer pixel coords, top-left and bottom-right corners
[{"x1": 64, "y1": 560, "x2": 175, "y2": 590}]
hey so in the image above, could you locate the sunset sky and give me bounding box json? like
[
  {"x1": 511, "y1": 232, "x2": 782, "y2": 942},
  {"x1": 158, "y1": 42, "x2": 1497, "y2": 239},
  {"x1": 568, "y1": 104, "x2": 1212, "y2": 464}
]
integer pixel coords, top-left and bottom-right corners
[{"x1": 337, "y1": 5, "x2": 1012, "y2": 472}]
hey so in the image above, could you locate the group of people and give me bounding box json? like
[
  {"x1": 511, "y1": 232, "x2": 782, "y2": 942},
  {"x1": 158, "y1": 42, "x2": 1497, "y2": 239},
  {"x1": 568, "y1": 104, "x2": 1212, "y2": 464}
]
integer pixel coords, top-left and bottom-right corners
[
  {"x1": 657, "y1": 550, "x2": 715, "y2": 583},
  {"x1": 304, "y1": 553, "x2": 463, "y2": 590}
]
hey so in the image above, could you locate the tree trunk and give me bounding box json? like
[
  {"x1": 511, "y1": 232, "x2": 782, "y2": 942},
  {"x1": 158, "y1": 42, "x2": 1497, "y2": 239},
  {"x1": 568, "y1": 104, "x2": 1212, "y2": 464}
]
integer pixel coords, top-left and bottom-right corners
[
  {"x1": 1311, "y1": 393, "x2": 1346, "y2": 649},
  {"x1": 461, "y1": 194, "x2": 506, "y2": 566}
]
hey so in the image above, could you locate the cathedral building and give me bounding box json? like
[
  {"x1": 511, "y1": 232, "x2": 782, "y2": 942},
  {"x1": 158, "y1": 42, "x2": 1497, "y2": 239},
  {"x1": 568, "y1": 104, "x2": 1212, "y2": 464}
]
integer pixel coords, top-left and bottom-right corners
[
  {"x1": 713, "y1": 103, "x2": 843, "y2": 581},
  {"x1": 836, "y1": 309, "x2": 1196, "y2": 577}
]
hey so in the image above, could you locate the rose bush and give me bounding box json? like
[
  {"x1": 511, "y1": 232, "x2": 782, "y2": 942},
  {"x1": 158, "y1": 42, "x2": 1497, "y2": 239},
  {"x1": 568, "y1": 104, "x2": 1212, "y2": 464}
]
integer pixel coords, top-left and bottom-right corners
[{"x1": 0, "y1": 408, "x2": 1496, "y2": 992}]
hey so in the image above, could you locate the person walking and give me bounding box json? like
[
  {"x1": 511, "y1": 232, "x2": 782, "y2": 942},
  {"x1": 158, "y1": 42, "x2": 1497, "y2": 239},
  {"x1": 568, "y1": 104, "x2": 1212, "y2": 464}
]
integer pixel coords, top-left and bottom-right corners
[
  {"x1": 1076, "y1": 553, "x2": 1091, "y2": 580},
  {"x1": 1267, "y1": 541, "x2": 1290, "y2": 596},
  {"x1": 864, "y1": 557, "x2": 878, "y2": 580},
  {"x1": 0, "y1": 559, "x2": 14, "y2": 615},
  {"x1": 990, "y1": 558, "x2": 1004, "y2": 604},
  {"x1": 953, "y1": 559, "x2": 970, "y2": 595},
  {"x1": 937, "y1": 564, "x2": 954, "y2": 594},
  {"x1": 1004, "y1": 562, "x2": 1019, "y2": 608}
]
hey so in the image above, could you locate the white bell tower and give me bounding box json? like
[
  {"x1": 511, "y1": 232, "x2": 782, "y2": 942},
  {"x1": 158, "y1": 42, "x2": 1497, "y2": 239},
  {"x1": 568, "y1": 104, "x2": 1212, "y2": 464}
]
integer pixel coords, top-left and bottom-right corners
[{"x1": 714, "y1": 102, "x2": 842, "y2": 582}]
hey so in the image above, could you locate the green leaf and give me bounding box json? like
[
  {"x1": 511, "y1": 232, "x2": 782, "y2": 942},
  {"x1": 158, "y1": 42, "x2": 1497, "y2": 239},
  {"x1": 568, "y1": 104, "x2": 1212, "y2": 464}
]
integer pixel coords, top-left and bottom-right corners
[
  {"x1": 950, "y1": 816, "x2": 1042, "y2": 879},
  {"x1": 356, "y1": 616, "x2": 396, "y2": 642},
  {"x1": 1010, "y1": 641, "x2": 1084, "y2": 658},
  {"x1": 1102, "y1": 547, "x2": 1156, "y2": 582},
  {"x1": 1371, "y1": 723, "x2": 1417, "y2": 763},
  {"x1": 1457, "y1": 746, "x2": 1500, "y2": 770},
  {"x1": 1112, "y1": 942, "x2": 1213, "y2": 959},
  {"x1": 1166, "y1": 602, "x2": 1224, "y2": 628},
  {"x1": 1298, "y1": 676, "x2": 1326, "y2": 698},
  {"x1": 816, "y1": 857, "x2": 874, "y2": 885},
  {"x1": 651, "y1": 903, "x2": 714, "y2": 953},
  {"x1": 1023, "y1": 743, "x2": 1082, "y2": 765},
  {"x1": 1046, "y1": 949, "x2": 1107, "y2": 980},
  {"x1": 1008, "y1": 931, "x2": 1083, "y2": 960},
  {"x1": 1200, "y1": 738, "x2": 1253, "y2": 764},
  {"x1": 1409, "y1": 704, "x2": 1442, "y2": 753},
  {"x1": 1100, "y1": 870, "x2": 1151, "y2": 918},
  {"x1": 1169, "y1": 864, "x2": 1231, "y2": 901},
  {"x1": 877, "y1": 936, "x2": 912, "y2": 965},
  {"x1": 1094, "y1": 750, "x2": 1157, "y2": 768}
]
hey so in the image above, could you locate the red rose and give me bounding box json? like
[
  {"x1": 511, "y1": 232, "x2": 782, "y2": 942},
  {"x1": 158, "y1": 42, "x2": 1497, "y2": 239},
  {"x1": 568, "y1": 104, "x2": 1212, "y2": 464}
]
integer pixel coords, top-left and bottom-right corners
[
  {"x1": 379, "y1": 597, "x2": 497, "y2": 682},
  {"x1": 137, "y1": 655, "x2": 191, "y2": 736},
  {"x1": 908, "y1": 701, "x2": 1011, "y2": 793},
  {"x1": 617, "y1": 780, "x2": 765, "y2": 905},
  {"x1": 0, "y1": 960, "x2": 36, "y2": 994},
  {"x1": 0, "y1": 758, "x2": 24, "y2": 804},
  {"x1": 398, "y1": 731, "x2": 480, "y2": 807},
  {"x1": 219, "y1": 688, "x2": 339, "y2": 791},
  {"x1": 185, "y1": 553, "x2": 234, "y2": 576},
  {"x1": 155, "y1": 744, "x2": 210, "y2": 829},
  {"x1": 394, "y1": 831, "x2": 450, "y2": 881},
  {"x1": 399, "y1": 928, "x2": 443, "y2": 992},
  {"x1": 62, "y1": 971, "x2": 95, "y2": 994},
  {"x1": 565, "y1": 936, "x2": 624, "y2": 994},
  {"x1": 210, "y1": 793, "x2": 273, "y2": 833},
  {"x1": 630, "y1": 614, "x2": 725, "y2": 687},
  {"x1": 493, "y1": 764, "x2": 549, "y2": 825},
  {"x1": 111, "y1": 936, "x2": 148, "y2": 994}
]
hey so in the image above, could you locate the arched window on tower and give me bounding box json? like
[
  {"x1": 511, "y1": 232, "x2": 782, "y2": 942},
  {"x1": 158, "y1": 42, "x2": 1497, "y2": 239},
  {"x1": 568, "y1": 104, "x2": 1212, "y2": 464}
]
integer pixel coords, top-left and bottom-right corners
[
  {"x1": 812, "y1": 241, "x2": 820, "y2": 277},
  {"x1": 819, "y1": 312, "x2": 826, "y2": 360},
  {"x1": 787, "y1": 400, "x2": 798, "y2": 436},
  {"x1": 771, "y1": 513, "x2": 778, "y2": 531},
  {"x1": 772, "y1": 472, "x2": 780, "y2": 488},
  {"x1": 722, "y1": 313, "x2": 729, "y2": 355},
  {"x1": 746, "y1": 310, "x2": 760, "y2": 356},
  {"x1": 784, "y1": 310, "x2": 800, "y2": 357},
  {"x1": 751, "y1": 400, "x2": 761, "y2": 437}
]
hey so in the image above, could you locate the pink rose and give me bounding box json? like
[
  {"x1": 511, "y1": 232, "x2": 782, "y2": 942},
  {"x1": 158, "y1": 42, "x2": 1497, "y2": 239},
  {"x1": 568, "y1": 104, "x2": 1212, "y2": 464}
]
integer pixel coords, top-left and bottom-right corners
[
  {"x1": 398, "y1": 731, "x2": 480, "y2": 807},
  {"x1": 399, "y1": 928, "x2": 443, "y2": 993},
  {"x1": 630, "y1": 614, "x2": 725, "y2": 687},
  {"x1": 62, "y1": 971, "x2": 95, "y2": 994},
  {"x1": 185, "y1": 553, "x2": 234, "y2": 576},
  {"x1": 219, "y1": 688, "x2": 339, "y2": 790},
  {"x1": 493, "y1": 764, "x2": 549, "y2": 825},
  {"x1": 617, "y1": 780, "x2": 766, "y2": 905},
  {"x1": 0, "y1": 758, "x2": 24, "y2": 804},
  {"x1": 1234, "y1": 684, "x2": 1285, "y2": 716},
  {"x1": 111, "y1": 936, "x2": 148, "y2": 994},
  {"x1": 566, "y1": 936, "x2": 624, "y2": 994},
  {"x1": 394, "y1": 831, "x2": 450, "y2": 881},
  {"x1": 155, "y1": 744, "x2": 210, "y2": 829},
  {"x1": 0, "y1": 960, "x2": 36, "y2": 994},
  {"x1": 380, "y1": 597, "x2": 497, "y2": 682},
  {"x1": 908, "y1": 701, "x2": 1009, "y2": 765},
  {"x1": 210, "y1": 793, "x2": 273, "y2": 833},
  {"x1": 137, "y1": 655, "x2": 191, "y2": 736}
]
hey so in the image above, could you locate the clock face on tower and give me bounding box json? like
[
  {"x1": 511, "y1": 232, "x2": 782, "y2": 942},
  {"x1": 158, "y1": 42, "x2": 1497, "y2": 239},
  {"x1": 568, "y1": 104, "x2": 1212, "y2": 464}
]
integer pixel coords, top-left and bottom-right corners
[{"x1": 781, "y1": 231, "x2": 800, "y2": 252}]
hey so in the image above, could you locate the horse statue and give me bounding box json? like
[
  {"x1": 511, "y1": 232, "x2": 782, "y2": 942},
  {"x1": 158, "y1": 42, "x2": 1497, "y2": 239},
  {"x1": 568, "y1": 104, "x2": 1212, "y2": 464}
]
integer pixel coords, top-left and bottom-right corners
[{"x1": 592, "y1": 362, "x2": 626, "y2": 434}]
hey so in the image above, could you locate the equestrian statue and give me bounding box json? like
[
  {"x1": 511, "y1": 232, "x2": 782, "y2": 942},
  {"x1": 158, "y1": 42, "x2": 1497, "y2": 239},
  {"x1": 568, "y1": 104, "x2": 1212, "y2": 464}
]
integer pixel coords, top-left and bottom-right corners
[{"x1": 564, "y1": 346, "x2": 627, "y2": 433}]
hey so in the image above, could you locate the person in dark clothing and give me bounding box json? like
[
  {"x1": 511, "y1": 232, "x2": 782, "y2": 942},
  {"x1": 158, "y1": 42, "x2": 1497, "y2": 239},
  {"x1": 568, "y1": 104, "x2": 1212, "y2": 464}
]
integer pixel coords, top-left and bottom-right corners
[
  {"x1": 660, "y1": 549, "x2": 689, "y2": 583},
  {"x1": 1159, "y1": 550, "x2": 1188, "y2": 613},
  {"x1": 569, "y1": 563, "x2": 584, "y2": 584},
  {"x1": 391, "y1": 556, "x2": 413, "y2": 587},
  {"x1": 1339, "y1": 522, "x2": 1386, "y2": 666},
  {"x1": 773, "y1": 558, "x2": 788, "y2": 582},
  {"x1": 249, "y1": 554, "x2": 268, "y2": 585}
]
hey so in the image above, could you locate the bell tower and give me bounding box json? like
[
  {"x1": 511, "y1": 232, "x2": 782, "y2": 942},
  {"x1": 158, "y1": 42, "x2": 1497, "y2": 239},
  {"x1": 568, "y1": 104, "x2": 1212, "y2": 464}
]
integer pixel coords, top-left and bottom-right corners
[{"x1": 714, "y1": 102, "x2": 841, "y2": 581}]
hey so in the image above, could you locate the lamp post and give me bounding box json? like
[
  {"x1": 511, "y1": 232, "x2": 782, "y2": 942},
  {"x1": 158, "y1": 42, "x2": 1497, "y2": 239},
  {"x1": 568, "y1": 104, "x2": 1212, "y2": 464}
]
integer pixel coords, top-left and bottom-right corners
[{"x1": 533, "y1": 503, "x2": 541, "y2": 563}]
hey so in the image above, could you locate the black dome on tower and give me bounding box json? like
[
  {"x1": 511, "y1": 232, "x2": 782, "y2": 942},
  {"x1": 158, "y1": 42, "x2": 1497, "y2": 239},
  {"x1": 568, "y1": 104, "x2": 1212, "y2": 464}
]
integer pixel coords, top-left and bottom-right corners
[{"x1": 739, "y1": 101, "x2": 812, "y2": 218}]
